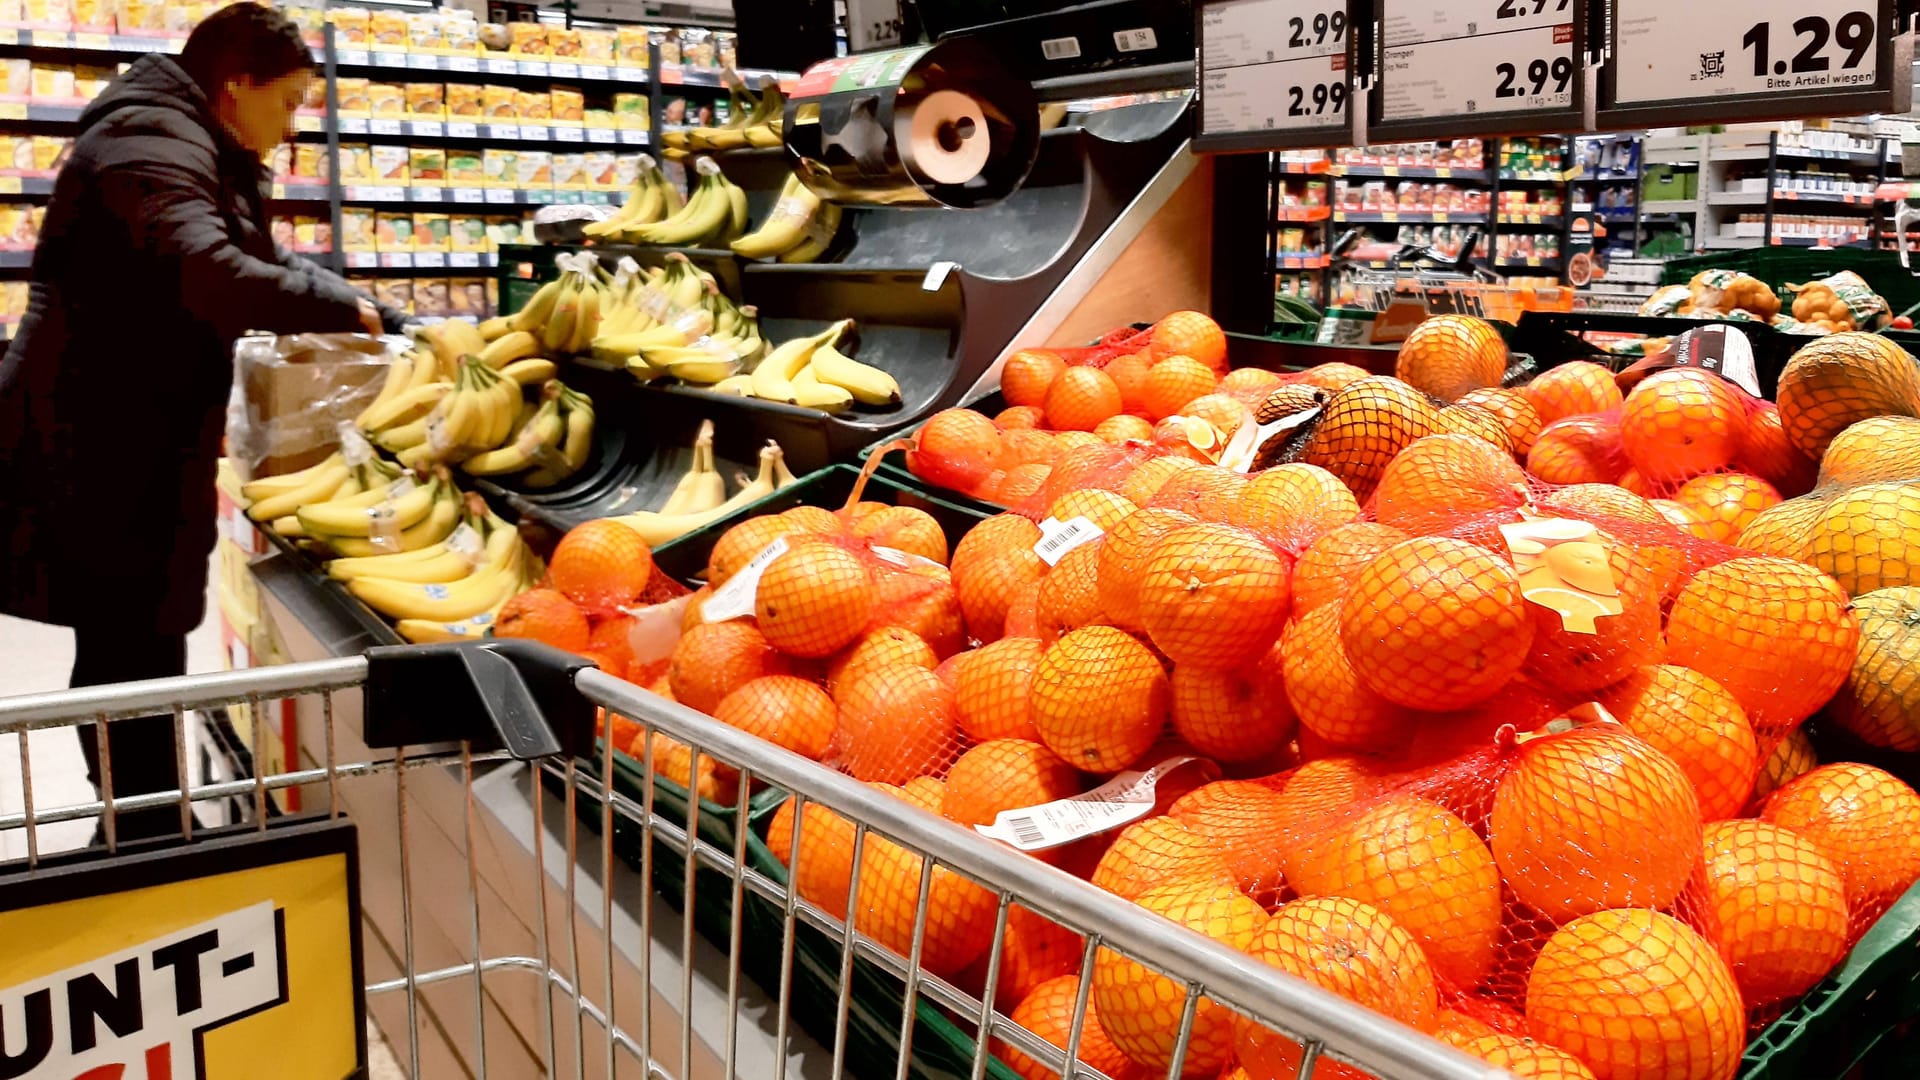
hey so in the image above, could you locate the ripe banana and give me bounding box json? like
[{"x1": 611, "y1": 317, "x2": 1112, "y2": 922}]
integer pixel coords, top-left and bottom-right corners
[
  {"x1": 245, "y1": 460, "x2": 350, "y2": 522},
  {"x1": 778, "y1": 201, "x2": 842, "y2": 264},
  {"x1": 510, "y1": 279, "x2": 562, "y2": 334},
  {"x1": 710, "y1": 374, "x2": 754, "y2": 397},
  {"x1": 656, "y1": 419, "x2": 716, "y2": 516},
  {"x1": 395, "y1": 612, "x2": 501, "y2": 643},
  {"x1": 296, "y1": 472, "x2": 439, "y2": 537},
  {"x1": 477, "y1": 315, "x2": 515, "y2": 341},
  {"x1": 356, "y1": 352, "x2": 415, "y2": 427},
  {"x1": 348, "y1": 511, "x2": 528, "y2": 622},
  {"x1": 324, "y1": 479, "x2": 461, "y2": 557},
  {"x1": 791, "y1": 364, "x2": 854, "y2": 413},
  {"x1": 357, "y1": 380, "x2": 454, "y2": 434},
  {"x1": 809, "y1": 342, "x2": 902, "y2": 406},
  {"x1": 327, "y1": 542, "x2": 474, "y2": 584},
  {"x1": 583, "y1": 164, "x2": 668, "y2": 238},
  {"x1": 420, "y1": 319, "x2": 488, "y2": 371},
  {"x1": 729, "y1": 175, "x2": 823, "y2": 260},
  {"x1": 524, "y1": 383, "x2": 596, "y2": 488},
  {"x1": 462, "y1": 388, "x2": 565, "y2": 475},
  {"x1": 751, "y1": 320, "x2": 852, "y2": 404},
  {"x1": 479, "y1": 331, "x2": 542, "y2": 369},
  {"x1": 241, "y1": 452, "x2": 344, "y2": 502},
  {"x1": 614, "y1": 441, "x2": 790, "y2": 547},
  {"x1": 502, "y1": 358, "x2": 558, "y2": 386}
]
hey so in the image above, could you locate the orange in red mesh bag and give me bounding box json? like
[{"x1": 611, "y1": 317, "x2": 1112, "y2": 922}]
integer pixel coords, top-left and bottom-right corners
[
  {"x1": 851, "y1": 777, "x2": 999, "y2": 978},
  {"x1": 1618, "y1": 368, "x2": 1751, "y2": 485},
  {"x1": 1092, "y1": 880, "x2": 1265, "y2": 1076},
  {"x1": 1283, "y1": 601, "x2": 1413, "y2": 753},
  {"x1": 1228, "y1": 463, "x2": 1361, "y2": 555},
  {"x1": 1525, "y1": 360, "x2": 1624, "y2": 426},
  {"x1": 1395, "y1": 312, "x2": 1510, "y2": 403},
  {"x1": 995, "y1": 974, "x2": 1149, "y2": 1080},
  {"x1": 1290, "y1": 522, "x2": 1410, "y2": 614},
  {"x1": 1596, "y1": 665, "x2": 1757, "y2": 822},
  {"x1": 951, "y1": 513, "x2": 1047, "y2": 642},
  {"x1": 1170, "y1": 641, "x2": 1295, "y2": 764},
  {"x1": 832, "y1": 663, "x2": 960, "y2": 783},
  {"x1": 1527, "y1": 413, "x2": 1629, "y2": 486},
  {"x1": 1299, "y1": 376, "x2": 1441, "y2": 501},
  {"x1": 1030, "y1": 625, "x2": 1169, "y2": 773},
  {"x1": 1090, "y1": 815, "x2": 1237, "y2": 900},
  {"x1": 1697, "y1": 819, "x2": 1850, "y2": 1008},
  {"x1": 1373, "y1": 433, "x2": 1529, "y2": 541},
  {"x1": 1761, "y1": 762, "x2": 1920, "y2": 934},
  {"x1": 909, "y1": 407, "x2": 1003, "y2": 494},
  {"x1": 1137, "y1": 522, "x2": 1291, "y2": 670}
]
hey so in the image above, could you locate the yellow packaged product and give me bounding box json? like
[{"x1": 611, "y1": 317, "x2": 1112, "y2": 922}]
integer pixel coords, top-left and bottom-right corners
[
  {"x1": 0, "y1": 206, "x2": 24, "y2": 248},
  {"x1": 405, "y1": 83, "x2": 444, "y2": 118},
  {"x1": 30, "y1": 135, "x2": 65, "y2": 172},
  {"x1": 515, "y1": 89, "x2": 550, "y2": 121},
  {"x1": 412, "y1": 212, "x2": 449, "y2": 251},
  {"x1": 414, "y1": 279, "x2": 451, "y2": 317},
  {"x1": 679, "y1": 28, "x2": 712, "y2": 68},
  {"x1": 406, "y1": 10, "x2": 444, "y2": 52},
  {"x1": 367, "y1": 82, "x2": 404, "y2": 118},
  {"x1": 584, "y1": 107, "x2": 615, "y2": 130},
  {"x1": 21, "y1": 0, "x2": 71, "y2": 30},
  {"x1": 485, "y1": 217, "x2": 521, "y2": 248},
  {"x1": 118, "y1": 0, "x2": 163, "y2": 32},
  {"x1": 370, "y1": 144, "x2": 410, "y2": 183},
  {"x1": 549, "y1": 27, "x2": 580, "y2": 57},
  {"x1": 290, "y1": 143, "x2": 319, "y2": 178},
  {"x1": 446, "y1": 84, "x2": 484, "y2": 117},
  {"x1": 4, "y1": 281, "x2": 29, "y2": 325},
  {"x1": 614, "y1": 93, "x2": 648, "y2": 129},
  {"x1": 515, "y1": 150, "x2": 551, "y2": 187},
  {"x1": 70, "y1": 0, "x2": 108, "y2": 30},
  {"x1": 325, "y1": 7, "x2": 369, "y2": 46},
  {"x1": 653, "y1": 27, "x2": 679, "y2": 65},
  {"x1": 374, "y1": 280, "x2": 413, "y2": 314},
  {"x1": 409, "y1": 147, "x2": 446, "y2": 183},
  {"x1": 293, "y1": 218, "x2": 319, "y2": 251},
  {"x1": 442, "y1": 11, "x2": 478, "y2": 53},
  {"x1": 583, "y1": 151, "x2": 616, "y2": 188},
  {"x1": 448, "y1": 279, "x2": 479, "y2": 316},
  {"x1": 340, "y1": 207, "x2": 376, "y2": 251},
  {"x1": 338, "y1": 143, "x2": 372, "y2": 182},
  {"x1": 0, "y1": 60, "x2": 28, "y2": 100},
  {"x1": 73, "y1": 64, "x2": 112, "y2": 100},
  {"x1": 508, "y1": 22, "x2": 546, "y2": 56},
  {"x1": 550, "y1": 88, "x2": 583, "y2": 122},
  {"x1": 579, "y1": 28, "x2": 615, "y2": 62},
  {"x1": 482, "y1": 84, "x2": 516, "y2": 118},
  {"x1": 0, "y1": 136, "x2": 17, "y2": 172},
  {"x1": 369, "y1": 9, "x2": 408, "y2": 50},
  {"x1": 616, "y1": 25, "x2": 648, "y2": 65},
  {"x1": 335, "y1": 77, "x2": 370, "y2": 115},
  {"x1": 447, "y1": 150, "x2": 483, "y2": 185},
  {"x1": 30, "y1": 65, "x2": 73, "y2": 102},
  {"x1": 376, "y1": 210, "x2": 413, "y2": 251},
  {"x1": 550, "y1": 152, "x2": 584, "y2": 189},
  {"x1": 613, "y1": 154, "x2": 641, "y2": 187},
  {"x1": 450, "y1": 216, "x2": 487, "y2": 252},
  {"x1": 267, "y1": 144, "x2": 291, "y2": 177},
  {"x1": 482, "y1": 148, "x2": 516, "y2": 187}
]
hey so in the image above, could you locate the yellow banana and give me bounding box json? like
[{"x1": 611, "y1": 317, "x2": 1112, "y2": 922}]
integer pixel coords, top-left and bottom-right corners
[
  {"x1": 240, "y1": 452, "x2": 344, "y2": 501},
  {"x1": 791, "y1": 364, "x2": 854, "y2": 413},
  {"x1": 778, "y1": 200, "x2": 842, "y2": 264},
  {"x1": 501, "y1": 357, "x2": 558, "y2": 386},
  {"x1": 657, "y1": 420, "x2": 715, "y2": 515},
  {"x1": 297, "y1": 473, "x2": 439, "y2": 537},
  {"x1": 395, "y1": 611, "x2": 502, "y2": 643},
  {"x1": 509, "y1": 279, "x2": 562, "y2": 334},
  {"x1": 357, "y1": 380, "x2": 454, "y2": 433},
  {"x1": 479, "y1": 331, "x2": 542, "y2": 369},
  {"x1": 809, "y1": 342, "x2": 901, "y2": 406},
  {"x1": 356, "y1": 352, "x2": 415, "y2": 427},
  {"x1": 462, "y1": 394, "x2": 565, "y2": 475},
  {"x1": 743, "y1": 124, "x2": 782, "y2": 149},
  {"x1": 750, "y1": 320, "x2": 851, "y2": 404},
  {"x1": 614, "y1": 442, "x2": 784, "y2": 547},
  {"x1": 421, "y1": 319, "x2": 488, "y2": 371},
  {"x1": 324, "y1": 481, "x2": 461, "y2": 557},
  {"x1": 710, "y1": 374, "x2": 754, "y2": 397},
  {"x1": 327, "y1": 544, "x2": 473, "y2": 584},
  {"x1": 730, "y1": 175, "x2": 820, "y2": 260},
  {"x1": 477, "y1": 315, "x2": 515, "y2": 341},
  {"x1": 348, "y1": 546, "x2": 525, "y2": 622},
  {"x1": 245, "y1": 460, "x2": 350, "y2": 522}
]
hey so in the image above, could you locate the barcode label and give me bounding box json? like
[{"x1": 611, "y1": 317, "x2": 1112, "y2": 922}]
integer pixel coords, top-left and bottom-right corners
[
  {"x1": 1040, "y1": 36, "x2": 1081, "y2": 60},
  {"x1": 1033, "y1": 516, "x2": 1103, "y2": 566},
  {"x1": 975, "y1": 755, "x2": 1209, "y2": 851},
  {"x1": 701, "y1": 537, "x2": 789, "y2": 623},
  {"x1": 1113, "y1": 27, "x2": 1158, "y2": 53}
]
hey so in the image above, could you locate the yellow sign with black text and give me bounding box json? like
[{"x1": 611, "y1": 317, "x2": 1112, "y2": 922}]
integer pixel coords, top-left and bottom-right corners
[{"x1": 0, "y1": 820, "x2": 363, "y2": 1080}]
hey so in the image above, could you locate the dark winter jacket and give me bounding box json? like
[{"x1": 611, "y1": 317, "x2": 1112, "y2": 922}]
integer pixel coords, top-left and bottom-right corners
[{"x1": 0, "y1": 54, "x2": 384, "y2": 634}]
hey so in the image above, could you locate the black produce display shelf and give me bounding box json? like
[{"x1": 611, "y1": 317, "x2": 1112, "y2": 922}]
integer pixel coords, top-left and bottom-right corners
[{"x1": 488, "y1": 100, "x2": 1193, "y2": 532}]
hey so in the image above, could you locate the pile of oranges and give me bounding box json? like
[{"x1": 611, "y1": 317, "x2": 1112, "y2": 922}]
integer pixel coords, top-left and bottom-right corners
[{"x1": 503, "y1": 310, "x2": 1920, "y2": 1080}]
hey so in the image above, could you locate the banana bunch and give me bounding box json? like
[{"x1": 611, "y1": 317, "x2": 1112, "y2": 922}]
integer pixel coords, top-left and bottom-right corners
[
  {"x1": 386, "y1": 357, "x2": 523, "y2": 470},
  {"x1": 729, "y1": 173, "x2": 842, "y2": 263},
  {"x1": 590, "y1": 254, "x2": 717, "y2": 367},
  {"x1": 618, "y1": 156, "x2": 748, "y2": 248},
  {"x1": 634, "y1": 297, "x2": 763, "y2": 386},
  {"x1": 709, "y1": 319, "x2": 901, "y2": 413},
  {"x1": 241, "y1": 452, "x2": 358, "y2": 525},
  {"x1": 348, "y1": 493, "x2": 541, "y2": 628},
  {"x1": 460, "y1": 379, "x2": 597, "y2": 487},
  {"x1": 662, "y1": 83, "x2": 785, "y2": 156},
  {"x1": 582, "y1": 155, "x2": 684, "y2": 242},
  {"x1": 614, "y1": 439, "x2": 798, "y2": 547}
]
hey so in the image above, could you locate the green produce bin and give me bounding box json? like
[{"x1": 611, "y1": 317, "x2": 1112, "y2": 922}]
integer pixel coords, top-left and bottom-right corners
[{"x1": 1659, "y1": 250, "x2": 1920, "y2": 317}]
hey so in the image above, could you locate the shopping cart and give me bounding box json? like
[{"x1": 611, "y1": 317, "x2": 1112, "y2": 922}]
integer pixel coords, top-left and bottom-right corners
[
  {"x1": 1333, "y1": 228, "x2": 1578, "y2": 325},
  {"x1": 0, "y1": 643, "x2": 1500, "y2": 1080}
]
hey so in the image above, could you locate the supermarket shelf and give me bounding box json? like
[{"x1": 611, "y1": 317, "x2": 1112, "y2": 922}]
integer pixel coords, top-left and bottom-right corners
[
  {"x1": 0, "y1": 102, "x2": 84, "y2": 122},
  {"x1": 1642, "y1": 200, "x2": 1700, "y2": 215},
  {"x1": 1334, "y1": 211, "x2": 1486, "y2": 224},
  {"x1": 1275, "y1": 159, "x2": 1331, "y2": 176},
  {"x1": 1708, "y1": 192, "x2": 1768, "y2": 206},
  {"x1": 1273, "y1": 207, "x2": 1331, "y2": 223},
  {"x1": 1709, "y1": 145, "x2": 1882, "y2": 166},
  {"x1": 1494, "y1": 257, "x2": 1561, "y2": 270},
  {"x1": 327, "y1": 116, "x2": 647, "y2": 147},
  {"x1": 1332, "y1": 165, "x2": 1489, "y2": 182},
  {"x1": 1273, "y1": 253, "x2": 1331, "y2": 270},
  {"x1": 1772, "y1": 190, "x2": 1875, "y2": 206},
  {"x1": 0, "y1": 249, "x2": 31, "y2": 267},
  {"x1": 1592, "y1": 210, "x2": 1636, "y2": 222},
  {"x1": 342, "y1": 251, "x2": 501, "y2": 271},
  {"x1": 1496, "y1": 214, "x2": 1563, "y2": 228},
  {"x1": 270, "y1": 183, "x2": 621, "y2": 206},
  {"x1": 1499, "y1": 170, "x2": 1575, "y2": 184},
  {"x1": 321, "y1": 48, "x2": 792, "y2": 89},
  {"x1": 1577, "y1": 169, "x2": 1639, "y2": 182},
  {"x1": 0, "y1": 28, "x2": 184, "y2": 53},
  {"x1": 1705, "y1": 235, "x2": 1767, "y2": 249},
  {"x1": 0, "y1": 175, "x2": 53, "y2": 195},
  {"x1": 1770, "y1": 236, "x2": 1873, "y2": 248}
]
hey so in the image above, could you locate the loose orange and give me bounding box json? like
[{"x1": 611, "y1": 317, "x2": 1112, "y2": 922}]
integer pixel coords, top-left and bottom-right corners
[
  {"x1": 911, "y1": 408, "x2": 1004, "y2": 493},
  {"x1": 942, "y1": 738, "x2": 1080, "y2": 828},
  {"x1": 1301, "y1": 376, "x2": 1441, "y2": 501},
  {"x1": 1459, "y1": 386, "x2": 1545, "y2": 454},
  {"x1": 1149, "y1": 311, "x2": 1229, "y2": 373},
  {"x1": 834, "y1": 665, "x2": 960, "y2": 783},
  {"x1": 954, "y1": 636, "x2": 1045, "y2": 743},
  {"x1": 1395, "y1": 313, "x2": 1509, "y2": 402},
  {"x1": 714, "y1": 675, "x2": 837, "y2": 761},
  {"x1": 1673, "y1": 472, "x2": 1781, "y2": 544},
  {"x1": 1091, "y1": 816, "x2": 1238, "y2": 900},
  {"x1": 1031, "y1": 626, "x2": 1169, "y2": 773},
  {"x1": 1282, "y1": 794, "x2": 1502, "y2": 989},
  {"x1": 1283, "y1": 602, "x2": 1411, "y2": 752},
  {"x1": 1003, "y1": 350, "x2": 1068, "y2": 409},
  {"x1": 1619, "y1": 369, "x2": 1748, "y2": 483},
  {"x1": 826, "y1": 625, "x2": 937, "y2": 697},
  {"x1": 854, "y1": 778, "x2": 999, "y2": 977},
  {"x1": 1229, "y1": 463, "x2": 1362, "y2": 553},
  {"x1": 1665, "y1": 556, "x2": 1859, "y2": 735},
  {"x1": 1092, "y1": 881, "x2": 1266, "y2": 1075},
  {"x1": 1170, "y1": 641, "x2": 1295, "y2": 763},
  {"x1": 1597, "y1": 665, "x2": 1757, "y2": 821},
  {"x1": 1047, "y1": 366, "x2": 1125, "y2": 432},
  {"x1": 1762, "y1": 762, "x2": 1920, "y2": 930},
  {"x1": 668, "y1": 620, "x2": 791, "y2": 715},
  {"x1": 1237, "y1": 897, "x2": 1439, "y2": 1080},
  {"x1": 995, "y1": 975, "x2": 1148, "y2": 1080},
  {"x1": 1339, "y1": 537, "x2": 1533, "y2": 712},
  {"x1": 1097, "y1": 508, "x2": 1197, "y2": 633},
  {"x1": 1527, "y1": 414, "x2": 1627, "y2": 486},
  {"x1": 496, "y1": 588, "x2": 590, "y2": 651},
  {"x1": 1140, "y1": 355, "x2": 1220, "y2": 421},
  {"x1": 1698, "y1": 819, "x2": 1849, "y2": 1006},
  {"x1": 1525, "y1": 360, "x2": 1624, "y2": 425},
  {"x1": 1525, "y1": 909, "x2": 1744, "y2": 1080},
  {"x1": 754, "y1": 542, "x2": 873, "y2": 657},
  {"x1": 552, "y1": 519, "x2": 654, "y2": 615},
  {"x1": 1290, "y1": 522, "x2": 1410, "y2": 615},
  {"x1": 1138, "y1": 523, "x2": 1291, "y2": 670},
  {"x1": 1373, "y1": 433, "x2": 1529, "y2": 538},
  {"x1": 1490, "y1": 724, "x2": 1702, "y2": 922},
  {"x1": 951, "y1": 513, "x2": 1048, "y2": 643},
  {"x1": 1036, "y1": 541, "x2": 1107, "y2": 640}
]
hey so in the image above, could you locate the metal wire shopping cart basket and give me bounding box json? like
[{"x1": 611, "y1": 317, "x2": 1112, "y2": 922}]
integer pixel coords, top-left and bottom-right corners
[
  {"x1": 0, "y1": 643, "x2": 1498, "y2": 1080},
  {"x1": 1341, "y1": 266, "x2": 1578, "y2": 324}
]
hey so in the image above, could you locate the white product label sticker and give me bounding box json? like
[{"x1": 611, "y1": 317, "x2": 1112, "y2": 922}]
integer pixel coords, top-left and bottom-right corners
[
  {"x1": 870, "y1": 544, "x2": 943, "y2": 570},
  {"x1": 700, "y1": 536, "x2": 788, "y2": 623},
  {"x1": 337, "y1": 423, "x2": 375, "y2": 467},
  {"x1": 1040, "y1": 36, "x2": 1081, "y2": 61},
  {"x1": 1033, "y1": 516, "x2": 1104, "y2": 567},
  {"x1": 446, "y1": 522, "x2": 485, "y2": 566},
  {"x1": 1113, "y1": 27, "x2": 1158, "y2": 53},
  {"x1": 976, "y1": 756, "x2": 1208, "y2": 851}
]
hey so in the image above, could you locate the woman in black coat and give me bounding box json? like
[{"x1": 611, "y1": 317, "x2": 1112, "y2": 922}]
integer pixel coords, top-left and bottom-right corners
[{"x1": 0, "y1": 3, "x2": 398, "y2": 842}]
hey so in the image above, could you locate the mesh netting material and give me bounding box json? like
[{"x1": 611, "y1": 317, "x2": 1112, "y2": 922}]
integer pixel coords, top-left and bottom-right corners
[{"x1": 1394, "y1": 313, "x2": 1511, "y2": 404}]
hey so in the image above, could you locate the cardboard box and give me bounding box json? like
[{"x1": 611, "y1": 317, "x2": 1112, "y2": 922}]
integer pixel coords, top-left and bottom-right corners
[
  {"x1": 551, "y1": 88, "x2": 583, "y2": 122},
  {"x1": 616, "y1": 26, "x2": 649, "y2": 65},
  {"x1": 579, "y1": 28, "x2": 615, "y2": 62},
  {"x1": 508, "y1": 22, "x2": 546, "y2": 56},
  {"x1": 483, "y1": 84, "x2": 516, "y2": 118},
  {"x1": 370, "y1": 9, "x2": 408, "y2": 50},
  {"x1": 614, "y1": 94, "x2": 648, "y2": 130},
  {"x1": 336, "y1": 78, "x2": 370, "y2": 116},
  {"x1": 326, "y1": 7, "x2": 369, "y2": 46},
  {"x1": 548, "y1": 27, "x2": 581, "y2": 57},
  {"x1": 406, "y1": 10, "x2": 444, "y2": 52},
  {"x1": 516, "y1": 89, "x2": 551, "y2": 121},
  {"x1": 233, "y1": 333, "x2": 391, "y2": 477}
]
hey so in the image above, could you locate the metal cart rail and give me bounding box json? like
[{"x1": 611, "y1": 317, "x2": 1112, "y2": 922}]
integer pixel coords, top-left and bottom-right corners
[{"x1": 0, "y1": 646, "x2": 1501, "y2": 1080}]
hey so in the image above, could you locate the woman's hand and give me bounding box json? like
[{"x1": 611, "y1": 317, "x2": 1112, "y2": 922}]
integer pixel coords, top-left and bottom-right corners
[{"x1": 358, "y1": 298, "x2": 383, "y2": 336}]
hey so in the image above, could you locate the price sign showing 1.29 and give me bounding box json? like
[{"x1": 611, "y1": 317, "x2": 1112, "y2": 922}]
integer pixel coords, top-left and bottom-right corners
[
  {"x1": 1199, "y1": 0, "x2": 1350, "y2": 137},
  {"x1": 1613, "y1": 1, "x2": 1879, "y2": 104},
  {"x1": 1380, "y1": 23, "x2": 1574, "y2": 121}
]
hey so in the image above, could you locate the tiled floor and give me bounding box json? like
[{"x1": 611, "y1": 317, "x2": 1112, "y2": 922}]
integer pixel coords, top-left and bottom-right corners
[{"x1": 0, "y1": 596, "x2": 407, "y2": 1078}]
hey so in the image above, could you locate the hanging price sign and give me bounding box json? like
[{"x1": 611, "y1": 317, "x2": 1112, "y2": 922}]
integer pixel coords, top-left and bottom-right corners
[
  {"x1": 1601, "y1": 0, "x2": 1906, "y2": 126},
  {"x1": 1194, "y1": 0, "x2": 1357, "y2": 152},
  {"x1": 1369, "y1": 0, "x2": 1587, "y2": 140}
]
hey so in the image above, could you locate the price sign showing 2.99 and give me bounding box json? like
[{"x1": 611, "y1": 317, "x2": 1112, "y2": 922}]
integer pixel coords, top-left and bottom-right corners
[
  {"x1": 1198, "y1": 0, "x2": 1353, "y2": 144},
  {"x1": 1612, "y1": 1, "x2": 1883, "y2": 105}
]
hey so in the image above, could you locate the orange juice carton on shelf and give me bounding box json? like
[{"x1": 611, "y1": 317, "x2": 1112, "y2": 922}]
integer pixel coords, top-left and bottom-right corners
[
  {"x1": 375, "y1": 209, "x2": 412, "y2": 251},
  {"x1": 584, "y1": 107, "x2": 616, "y2": 131},
  {"x1": 482, "y1": 149, "x2": 516, "y2": 187},
  {"x1": 405, "y1": 83, "x2": 444, "y2": 119},
  {"x1": 550, "y1": 88, "x2": 584, "y2": 122},
  {"x1": 369, "y1": 9, "x2": 408, "y2": 51},
  {"x1": 0, "y1": 136, "x2": 20, "y2": 174},
  {"x1": 448, "y1": 279, "x2": 479, "y2": 316},
  {"x1": 367, "y1": 82, "x2": 405, "y2": 118},
  {"x1": 340, "y1": 207, "x2": 375, "y2": 251},
  {"x1": 447, "y1": 84, "x2": 484, "y2": 118}
]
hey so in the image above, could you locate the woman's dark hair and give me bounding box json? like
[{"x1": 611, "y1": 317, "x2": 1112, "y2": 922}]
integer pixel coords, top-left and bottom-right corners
[{"x1": 177, "y1": 3, "x2": 313, "y2": 95}]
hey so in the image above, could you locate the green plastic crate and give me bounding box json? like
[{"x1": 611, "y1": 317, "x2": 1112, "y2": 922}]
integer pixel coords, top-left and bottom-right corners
[{"x1": 1740, "y1": 879, "x2": 1920, "y2": 1078}]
